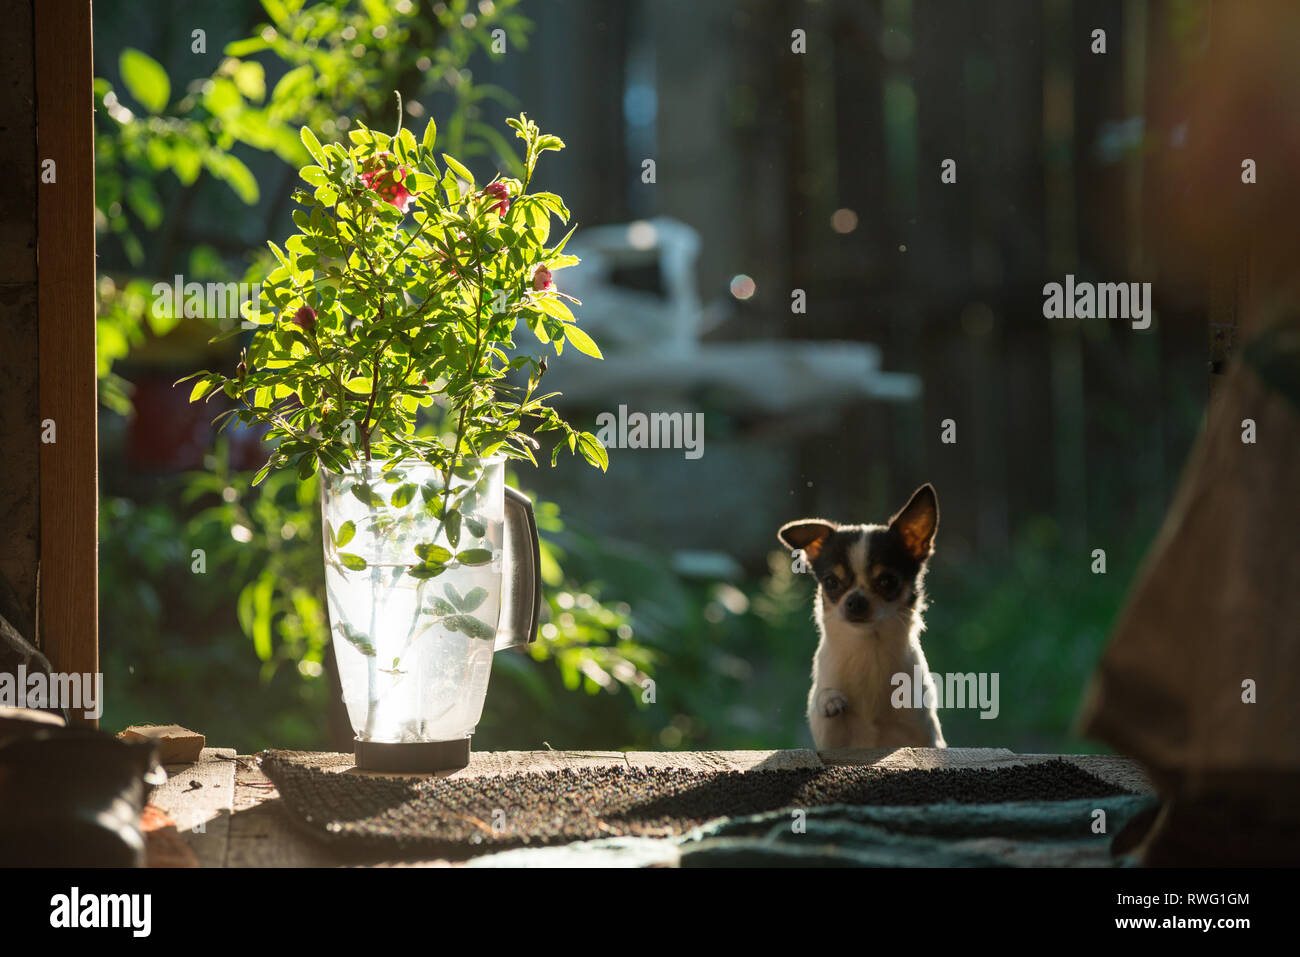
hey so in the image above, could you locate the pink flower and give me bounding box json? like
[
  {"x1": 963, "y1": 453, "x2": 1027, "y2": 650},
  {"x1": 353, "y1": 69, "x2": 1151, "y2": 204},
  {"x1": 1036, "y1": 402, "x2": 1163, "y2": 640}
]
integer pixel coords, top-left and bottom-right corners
[
  {"x1": 292, "y1": 305, "x2": 316, "y2": 333},
  {"x1": 532, "y1": 266, "x2": 553, "y2": 291},
  {"x1": 483, "y1": 181, "x2": 511, "y2": 217},
  {"x1": 360, "y1": 152, "x2": 415, "y2": 212}
]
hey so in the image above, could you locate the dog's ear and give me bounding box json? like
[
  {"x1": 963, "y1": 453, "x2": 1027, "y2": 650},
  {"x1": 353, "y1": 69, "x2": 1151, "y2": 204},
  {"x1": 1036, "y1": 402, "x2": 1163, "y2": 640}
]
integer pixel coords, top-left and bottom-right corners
[
  {"x1": 889, "y1": 484, "x2": 938, "y2": 562},
  {"x1": 778, "y1": 520, "x2": 836, "y2": 561}
]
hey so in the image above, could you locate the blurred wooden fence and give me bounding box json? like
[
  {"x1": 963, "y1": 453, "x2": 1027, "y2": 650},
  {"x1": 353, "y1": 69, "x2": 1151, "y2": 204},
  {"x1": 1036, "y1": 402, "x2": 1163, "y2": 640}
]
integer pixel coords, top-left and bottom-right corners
[{"x1": 501, "y1": 0, "x2": 1208, "y2": 565}]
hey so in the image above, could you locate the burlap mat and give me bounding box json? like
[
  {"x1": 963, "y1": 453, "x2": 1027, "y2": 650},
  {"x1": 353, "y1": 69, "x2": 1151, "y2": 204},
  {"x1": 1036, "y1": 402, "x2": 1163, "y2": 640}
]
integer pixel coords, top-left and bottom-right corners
[{"x1": 260, "y1": 753, "x2": 1132, "y2": 861}]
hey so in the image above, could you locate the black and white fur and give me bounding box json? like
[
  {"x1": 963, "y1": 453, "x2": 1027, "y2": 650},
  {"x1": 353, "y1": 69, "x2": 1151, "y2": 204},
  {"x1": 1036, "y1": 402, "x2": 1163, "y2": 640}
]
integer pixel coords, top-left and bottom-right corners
[{"x1": 779, "y1": 484, "x2": 946, "y2": 750}]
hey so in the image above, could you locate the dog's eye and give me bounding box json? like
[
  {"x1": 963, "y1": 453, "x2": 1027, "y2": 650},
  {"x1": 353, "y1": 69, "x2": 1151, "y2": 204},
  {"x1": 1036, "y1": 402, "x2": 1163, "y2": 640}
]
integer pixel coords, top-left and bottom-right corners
[
  {"x1": 820, "y1": 574, "x2": 840, "y2": 590},
  {"x1": 874, "y1": 572, "x2": 900, "y2": 597}
]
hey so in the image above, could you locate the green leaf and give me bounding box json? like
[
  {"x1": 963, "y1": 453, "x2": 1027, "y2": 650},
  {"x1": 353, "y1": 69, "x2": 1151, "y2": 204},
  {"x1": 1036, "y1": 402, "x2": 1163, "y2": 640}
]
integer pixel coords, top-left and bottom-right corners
[
  {"x1": 550, "y1": 224, "x2": 578, "y2": 256},
  {"x1": 204, "y1": 152, "x2": 259, "y2": 204},
  {"x1": 409, "y1": 171, "x2": 440, "y2": 192},
  {"x1": 225, "y1": 36, "x2": 270, "y2": 57},
  {"x1": 444, "y1": 583, "x2": 464, "y2": 609},
  {"x1": 421, "y1": 117, "x2": 438, "y2": 153},
  {"x1": 443, "y1": 615, "x2": 496, "y2": 640},
  {"x1": 578, "y1": 431, "x2": 609, "y2": 471},
  {"x1": 458, "y1": 586, "x2": 488, "y2": 612},
  {"x1": 301, "y1": 126, "x2": 327, "y2": 166},
  {"x1": 533, "y1": 192, "x2": 571, "y2": 221},
  {"x1": 562, "y1": 324, "x2": 603, "y2": 359},
  {"x1": 455, "y1": 548, "x2": 493, "y2": 566},
  {"x1": 421, "y1": 483, "x2": 445, "y2": 517},
  {"x1": 538, "y1": 296, "x2": 574, "y2": 323},
  {"x1": 350, "y1": 483, "x2": 385, "y2": 507},
  {"x1": 267, "y1": 240, "x2": 290, "y2": 269},
  {"x1": 119, "y1": 49, "x2": 170, "y2": 113},
  {"x1": 338, "y1": 552, "x2": 367, "y2": 571},
  {"x1": 189, "y1": 377, "x2": 218, "y2": 402},
  {"x1": 407, "y1": 562, "x2": 447, "y2": 580},
  {"x1": 397, "y1": 128, "x2": 417, "y2": 162},
  {"x1": 390, "y1": 482, "x2": 417, "y2": 508},
  {"x1": 246, "y1": 574, "x2": 274, "y2": 661},
  {"x1": 464, "y1": 516, "x2": 485, "y2": 538},
  {"x1": 441, "y1": 153, "x2": 475, "y2": 185},
  {"x1": 430, "y1": 598, "x2": 457, "y2": 617},
  {"x1": 414, "y1": 543, "x2": 452, "y2": 564},
  {"x1": 232, "y1": 60, "x2": 266, "y2": 101},
  {"x1": 445, "y1": 509, "x2": 462, "y2": 549},
  {"x1": 337, "y1": 624, "x2": 376, "y2": 656},
  {"x1": 336, "y1": 520, "x2": 356, "y2": 547},
  {"x1": 125, "y1": 178, "x2": 163, "y2": 229}
]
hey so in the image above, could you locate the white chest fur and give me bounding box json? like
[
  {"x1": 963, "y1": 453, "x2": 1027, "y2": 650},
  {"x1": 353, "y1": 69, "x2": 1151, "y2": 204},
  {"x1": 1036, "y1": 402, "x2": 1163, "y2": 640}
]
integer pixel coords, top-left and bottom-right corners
[{"x1": 806, "y1": 599, "x2": 946, "y2": 750}]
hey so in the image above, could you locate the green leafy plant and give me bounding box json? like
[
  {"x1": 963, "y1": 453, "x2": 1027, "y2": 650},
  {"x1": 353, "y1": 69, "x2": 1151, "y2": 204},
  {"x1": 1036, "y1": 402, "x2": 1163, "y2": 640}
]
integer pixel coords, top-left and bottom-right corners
[
  {"x1": 185, "y1": 109, "x2": 606, "y2": 484},
  {"x1": 94, "y1": 0, "x2": 532, "y2": 412},
  {"x1": 182, "y1": 106, "x2": 610, "y2": 739},
  {"x1": 91, "y1": 3, "x2": 659, "y2": 751}
]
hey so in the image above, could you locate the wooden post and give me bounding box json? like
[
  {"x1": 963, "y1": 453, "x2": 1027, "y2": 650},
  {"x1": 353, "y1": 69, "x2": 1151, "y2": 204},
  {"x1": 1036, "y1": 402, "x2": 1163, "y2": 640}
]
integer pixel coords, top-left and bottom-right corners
[
  {"x1": 34, "y1": 0, "x2": 98, "y2": 721},
  {"x1": 0, "y1": 0, "x2": 41, "y2": 644}
]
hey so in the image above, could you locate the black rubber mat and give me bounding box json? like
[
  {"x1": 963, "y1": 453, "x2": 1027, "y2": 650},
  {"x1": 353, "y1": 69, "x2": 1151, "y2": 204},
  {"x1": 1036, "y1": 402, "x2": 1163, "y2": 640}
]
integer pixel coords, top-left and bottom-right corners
[{"x1": 259, "y1": 753, "x2": 1133, "y2": 860}]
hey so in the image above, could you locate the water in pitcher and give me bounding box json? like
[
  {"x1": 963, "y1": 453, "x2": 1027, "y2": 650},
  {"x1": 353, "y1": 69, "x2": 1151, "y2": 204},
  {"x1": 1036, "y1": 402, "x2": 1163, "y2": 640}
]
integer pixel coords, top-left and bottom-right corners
[{"x1": 321, "y1": 459, "x2": 505, "y2": 743}]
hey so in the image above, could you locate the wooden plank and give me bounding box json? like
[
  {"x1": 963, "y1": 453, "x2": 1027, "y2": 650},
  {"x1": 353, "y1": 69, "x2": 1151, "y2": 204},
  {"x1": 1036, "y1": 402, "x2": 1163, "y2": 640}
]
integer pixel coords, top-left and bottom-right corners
[
  {"x1": 904, "y1": 747, "x2": 1023, "y2": 770},
  {"x1": 0, "y1": 0, "x2": 41, "y2": 644},
  {"x1": 260, "y1": 748, "x2": 630, "y2": 780},
  {"x1": 227, "y1": 754, "x2": 339, "y2": 868},
  {"x1": 120, "y1": 724, "x2": 207, "y2": 763},
  {"x1": 819, "y1": 746, "x2": 1022, "y2": 769},
  {"x1": 149, "y1": 748, "x2": 236, "y2": 868},
  {"x1": 626, "y1": 751, "x2": 743, "y2": 772},
  {"x1": 449, "y1": 749, "x2": 628, "y2": 778},
  {"x1": 34, "y1": 0, "x2": 97, "y2": 719},
  {"x1": 626, "y1": 750, "x2": 823, "y2": 772}
]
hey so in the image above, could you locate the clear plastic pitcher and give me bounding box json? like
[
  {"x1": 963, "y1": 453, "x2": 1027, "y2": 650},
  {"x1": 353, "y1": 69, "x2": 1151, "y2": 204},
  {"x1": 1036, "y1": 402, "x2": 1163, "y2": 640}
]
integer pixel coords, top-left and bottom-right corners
[{"x1": 320, "y1": 456, "x2": 540, "y2": 770}]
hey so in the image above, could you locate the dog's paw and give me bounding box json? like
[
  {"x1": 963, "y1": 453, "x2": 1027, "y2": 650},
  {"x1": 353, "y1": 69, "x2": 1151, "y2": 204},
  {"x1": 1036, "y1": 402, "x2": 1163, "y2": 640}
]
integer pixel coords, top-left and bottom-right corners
[{"x1": 817, "y1": 688, "x2": 849, "y2": 717}]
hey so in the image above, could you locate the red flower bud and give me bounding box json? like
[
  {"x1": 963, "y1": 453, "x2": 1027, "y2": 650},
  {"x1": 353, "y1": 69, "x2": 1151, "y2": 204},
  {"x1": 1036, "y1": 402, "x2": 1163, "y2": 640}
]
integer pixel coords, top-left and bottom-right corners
[
  {"x1": 236, "y1": 361, "x2": 248, "y2": 380},
  {"x1": 292, "y1": 305, "x2": 317, "y2": 333},
  {"x1": 484, "y1": 181, "x2": 511, "y2": 217},
  {"x1": 532, "y1": 266, "x2": 553, "y2": 291},
  {"x1": 359, "y1": 151, "x2": 415, "y2": 213}
]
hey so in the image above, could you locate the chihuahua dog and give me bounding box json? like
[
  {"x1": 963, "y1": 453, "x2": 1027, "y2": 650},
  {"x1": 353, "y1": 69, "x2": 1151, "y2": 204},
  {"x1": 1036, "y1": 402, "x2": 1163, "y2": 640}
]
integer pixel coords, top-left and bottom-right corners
[{"x1": 779, "y1": 484, "x2": 946, "y2": 750}]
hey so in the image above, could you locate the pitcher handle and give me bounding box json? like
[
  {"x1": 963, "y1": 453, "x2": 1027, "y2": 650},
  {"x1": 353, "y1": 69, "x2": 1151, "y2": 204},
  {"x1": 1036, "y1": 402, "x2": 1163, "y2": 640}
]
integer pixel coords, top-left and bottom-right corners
[{"x1": 496, "y1": 486, "x2": 543, "y2": 651}]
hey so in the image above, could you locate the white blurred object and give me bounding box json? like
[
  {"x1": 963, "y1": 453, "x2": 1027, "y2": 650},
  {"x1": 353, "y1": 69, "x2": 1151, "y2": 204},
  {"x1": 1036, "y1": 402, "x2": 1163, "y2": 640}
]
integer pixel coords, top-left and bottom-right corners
[
  {"x1": 548, "y1": 216, "x2": 920, "y2": 410},
  {"x1": 559, "y1": 217, "x2": 702, "y2": 354}
]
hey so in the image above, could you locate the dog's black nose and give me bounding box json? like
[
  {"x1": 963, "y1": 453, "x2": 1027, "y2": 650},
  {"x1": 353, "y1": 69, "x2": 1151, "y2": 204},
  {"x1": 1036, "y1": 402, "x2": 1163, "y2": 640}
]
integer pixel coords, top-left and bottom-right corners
[{"x1": 844, "y1": 591, "x2": 871, "y2": 622}]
